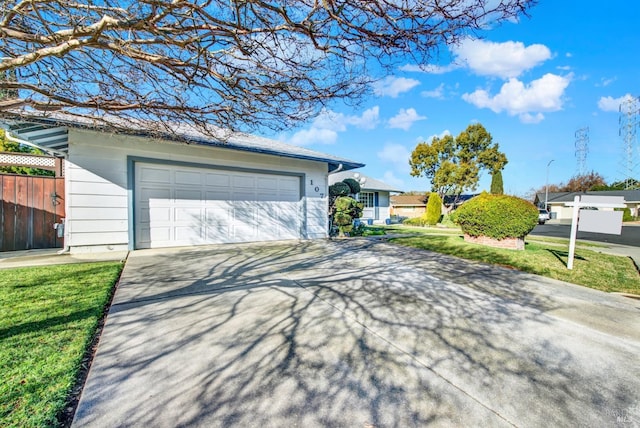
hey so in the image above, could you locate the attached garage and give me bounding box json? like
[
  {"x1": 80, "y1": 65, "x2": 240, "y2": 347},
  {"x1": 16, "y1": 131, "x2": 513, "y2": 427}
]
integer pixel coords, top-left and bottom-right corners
[
  {"x1": 0, "y1": 114, "x2": 363, "y2": 254},
  {"x1": 135, "y1": 162, "x2": 303, "y2": 248}
]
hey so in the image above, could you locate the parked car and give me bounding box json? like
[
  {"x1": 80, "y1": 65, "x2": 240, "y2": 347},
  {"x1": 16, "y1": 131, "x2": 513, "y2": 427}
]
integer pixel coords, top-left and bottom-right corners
[{"x1": 538, "y1": 209, "x2": 550, "y2": 224}]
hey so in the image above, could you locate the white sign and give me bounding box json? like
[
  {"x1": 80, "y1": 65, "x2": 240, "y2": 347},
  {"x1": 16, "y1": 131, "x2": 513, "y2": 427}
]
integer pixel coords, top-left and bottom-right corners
[
  {"x1": 564, "y1": 195, "x2": 626, "y2": 269},
  {"x1": 578, "y1": 210, "x2": 623, "y2": 234}
]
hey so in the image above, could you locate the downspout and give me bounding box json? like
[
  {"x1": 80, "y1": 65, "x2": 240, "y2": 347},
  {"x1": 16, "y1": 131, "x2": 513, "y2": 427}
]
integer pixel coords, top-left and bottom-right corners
[{"x1": 328, "y1": 163, "x2": 343, "y2": 174}]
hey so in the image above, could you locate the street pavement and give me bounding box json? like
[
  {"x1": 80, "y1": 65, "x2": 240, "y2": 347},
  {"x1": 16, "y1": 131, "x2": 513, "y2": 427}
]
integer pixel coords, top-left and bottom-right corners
[{"x1": 70, "y1": 240, "x2": 640, "y2": 427}]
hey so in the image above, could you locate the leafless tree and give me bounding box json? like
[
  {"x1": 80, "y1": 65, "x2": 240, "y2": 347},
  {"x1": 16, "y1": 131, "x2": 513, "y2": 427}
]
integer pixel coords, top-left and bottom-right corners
[{"x1": 0, "y1": 0, "x2": 535, "y2": 135}]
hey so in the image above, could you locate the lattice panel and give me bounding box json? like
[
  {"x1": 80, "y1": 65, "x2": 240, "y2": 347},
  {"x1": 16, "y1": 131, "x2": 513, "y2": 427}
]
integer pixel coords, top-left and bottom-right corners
[{"x1": 0, "y1": 152, "x2": 56, "y2": 168}]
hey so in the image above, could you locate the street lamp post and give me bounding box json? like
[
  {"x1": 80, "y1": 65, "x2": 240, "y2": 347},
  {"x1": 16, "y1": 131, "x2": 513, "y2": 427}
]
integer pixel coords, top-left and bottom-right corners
[{"x1": 544, "y1": 159, "x2": 555, "y2": 211}]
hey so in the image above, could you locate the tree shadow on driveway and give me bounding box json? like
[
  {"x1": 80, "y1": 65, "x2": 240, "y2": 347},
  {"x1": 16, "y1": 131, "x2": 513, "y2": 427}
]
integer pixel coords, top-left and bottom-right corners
[{"x1": 72, "y1": 240, "x2": 640, "y2": 427}]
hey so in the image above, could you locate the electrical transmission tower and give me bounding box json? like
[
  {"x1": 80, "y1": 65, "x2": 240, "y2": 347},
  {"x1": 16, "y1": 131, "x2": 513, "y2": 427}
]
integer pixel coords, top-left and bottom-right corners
[
  {"x1": 619, "y1": 96, "x2": 640, "y2": 189},
  {"x1": 574, "y1": 127, "x2": 589, "y2": 175}
]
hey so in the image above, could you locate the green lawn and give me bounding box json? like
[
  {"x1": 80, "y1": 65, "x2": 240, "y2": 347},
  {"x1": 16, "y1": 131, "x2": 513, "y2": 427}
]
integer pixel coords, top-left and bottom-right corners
[
  {"x1": 0, "y1": 262, "x2": 123, "y2": 428},
  {"x1": 389, "y1": 233, "x2": 639, "y2": 295}
]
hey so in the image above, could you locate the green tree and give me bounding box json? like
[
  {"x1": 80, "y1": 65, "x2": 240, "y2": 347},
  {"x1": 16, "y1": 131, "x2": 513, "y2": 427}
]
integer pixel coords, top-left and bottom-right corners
[
  {"x1": 409, "y1": 123, "x2": 507, "y2": 202},
  {"x1": 0, "y1": 1, "x2": 533, "y2": 135},
  {"x1": 490, "y1": 170, "x2": 504, "y2": 194},
  {"x1": 424, "y1": 192, "x2": 442, "y2": 225},
  {"x1": 0, "y1": 129, "x2": 54, "y2": 176}
]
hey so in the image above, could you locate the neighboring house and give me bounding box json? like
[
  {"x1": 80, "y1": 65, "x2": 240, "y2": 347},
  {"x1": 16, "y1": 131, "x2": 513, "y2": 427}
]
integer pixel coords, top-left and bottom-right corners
[
  {"x1": 0, "y1": 114, "x2": 363, "y2": 253},
  {"x1": 390, "y1": 193, "x2": 478, "y2": 218},
  {"x1": 328, "y1": 171, "x2": 402, "y2": 224},
  {"x1": 534, "y1": 190, "x2": 640, "y2": 220},
  {"x1": 390, "y1": 194, "x2": 428, "y2": 218}
]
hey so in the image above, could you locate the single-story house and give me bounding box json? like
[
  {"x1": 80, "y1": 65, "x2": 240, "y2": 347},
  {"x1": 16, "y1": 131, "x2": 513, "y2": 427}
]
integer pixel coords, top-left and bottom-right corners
[
  {"x1": 1, "y1": 114, "x2": 363, "y2": 253},
  {"x1": 534, "y1": 190, "x2": 640, "y2": 220},
  {"x1": 389, "y1": 194, "x2": 428, "y2": 218},
  {"x1": 328, "y1": 171, "x2": 401, "y2": 224},
  {"x1": 390, "y1": 193, "x2": 478, "y2": 218}
]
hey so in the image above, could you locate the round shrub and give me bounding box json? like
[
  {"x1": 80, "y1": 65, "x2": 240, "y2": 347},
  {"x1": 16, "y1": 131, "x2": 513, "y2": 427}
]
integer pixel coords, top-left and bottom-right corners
[
  {"x1": 329, "y1": 182, "x2": 350, "y2": 197},
  {"x1": 341, "y1": 178, "x2": 361, "y2": 194},
  {"x1": 453, "y1": 192, "x2": 538, "y2": 239}
]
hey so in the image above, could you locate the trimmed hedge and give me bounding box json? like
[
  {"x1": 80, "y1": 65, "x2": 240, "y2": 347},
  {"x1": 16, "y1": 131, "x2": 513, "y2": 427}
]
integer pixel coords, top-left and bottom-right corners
[
  {"x1": 453, "y1": 192, "x2": 538, "y2": 239},
  {"x1": 403, "y1": 216, "x2": 429, "y2": 226},
  {"x1": 341, "y1": 178, "x2": 361, "y2": 194},
  {"x1": 329, "y1": 182, "x2": 350, "y2": 197},
  {"x1": 425, "y1": 193, "x2": 442, "y2": 225}
]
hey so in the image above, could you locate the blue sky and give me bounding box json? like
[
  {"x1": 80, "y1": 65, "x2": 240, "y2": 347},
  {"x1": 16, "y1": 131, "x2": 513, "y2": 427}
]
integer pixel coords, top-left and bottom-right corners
[{"x1": 273, "y1": 0, "x2": 640, "y2": 197}]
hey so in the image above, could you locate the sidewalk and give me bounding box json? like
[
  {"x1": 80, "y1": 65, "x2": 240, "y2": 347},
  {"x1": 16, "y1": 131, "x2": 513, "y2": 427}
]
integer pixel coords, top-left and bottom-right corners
[{"x1": 0, "y1": 248, "x2": 128, "y2": 269}]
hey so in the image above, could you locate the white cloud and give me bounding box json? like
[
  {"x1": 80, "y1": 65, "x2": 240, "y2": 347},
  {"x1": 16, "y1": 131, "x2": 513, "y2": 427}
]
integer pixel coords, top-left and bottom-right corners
[
  {"x1": 519, "y1": 112, "x2": 545, "y2": 124},
  {"x1": 453, "y1": 39, "x2": 551, "y2": 79},
  {"x1": 425, "y1": 130, "x2": 451, "y2": 143},
  {"x1": 372, "y1": 76, "x2": 420, "y2": 97},
  {"x1": 379, "y1": 171, "x2": 405, "y2": 190},
  {"x1": 286, "y1": 107, "x2": 380, "y2": 145},
  {"x1": 377, "y1": 143, "x2": 411, "y2": 172},
  {"x1": 596, "y1": 77, "x2": 616, "y2": 87},
  {"x1": 288, "y1": 127, "x2": 338, "y2": 145},
  {"x1": 598, "y1": 94, "x2": 635, "y2": 112},
  {"x1": 421, "y1": 83, "x2": 445, "y2": 99},
  {"x1": 388, "y1": 108, "x2": 427, "y2": 130},
  {"x1": 399, "y1": 63, "x2": 459, "y2": 74},
  {"x1": 462, "y1": 73, "x2": 571, "y2": 123},
  {"x1": 347, "y1": 106, "x2": 380, "y2": 130}
]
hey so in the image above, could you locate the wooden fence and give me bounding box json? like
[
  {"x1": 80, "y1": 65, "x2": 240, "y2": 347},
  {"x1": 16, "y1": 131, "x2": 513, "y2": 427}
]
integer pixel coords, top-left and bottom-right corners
[{"x1": 1, "y1": 174, "x2": 65, "y2": 251}]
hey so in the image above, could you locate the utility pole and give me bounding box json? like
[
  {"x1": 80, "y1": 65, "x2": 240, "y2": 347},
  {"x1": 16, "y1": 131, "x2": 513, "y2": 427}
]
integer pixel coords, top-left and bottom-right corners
[{"x1": 545, "y1": 159, "x2": 554, "y2": 210}]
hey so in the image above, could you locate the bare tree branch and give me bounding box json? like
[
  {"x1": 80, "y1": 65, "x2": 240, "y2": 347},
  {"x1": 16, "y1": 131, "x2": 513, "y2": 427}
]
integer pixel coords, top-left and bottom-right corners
[{"x1": 0, "y1": 0, "x2": 536, "y2": 136}]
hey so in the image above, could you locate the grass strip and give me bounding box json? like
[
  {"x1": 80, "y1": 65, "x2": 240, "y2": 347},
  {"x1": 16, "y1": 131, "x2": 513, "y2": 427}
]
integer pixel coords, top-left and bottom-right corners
[
  {"x1": 390, "y1": 234, "x2": 639, "y2": 295},
  {"x1": 0, "y1": 262, "x2": 123, "y2": 428}
]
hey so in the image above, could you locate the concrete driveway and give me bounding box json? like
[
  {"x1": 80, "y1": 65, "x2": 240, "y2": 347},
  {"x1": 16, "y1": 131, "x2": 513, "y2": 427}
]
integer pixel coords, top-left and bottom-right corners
[{"x1": 72, "y1": 239, "x2": 640, "y2": 427}]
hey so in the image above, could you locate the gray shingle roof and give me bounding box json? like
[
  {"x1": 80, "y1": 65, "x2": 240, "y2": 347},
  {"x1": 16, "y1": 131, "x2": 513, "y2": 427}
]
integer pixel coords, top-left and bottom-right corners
[
  {"x1": 329, "y1": 171, "x2": 403, "y2": 192},
  {"x1": 535, "y1": 190, "x2": 640, "y2": 203},
  {"x1": 0, "y1": 112, "x2": 364, "y2": 172}
]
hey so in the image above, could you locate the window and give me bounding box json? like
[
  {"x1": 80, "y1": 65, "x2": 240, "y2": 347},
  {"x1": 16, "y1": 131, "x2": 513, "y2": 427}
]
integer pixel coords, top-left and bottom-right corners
[{"x1": 360, "y1": 192, "x2": 374, "y2": 208}]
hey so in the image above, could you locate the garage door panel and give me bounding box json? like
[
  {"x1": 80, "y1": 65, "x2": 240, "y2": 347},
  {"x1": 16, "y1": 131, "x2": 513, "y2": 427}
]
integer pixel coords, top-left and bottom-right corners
[
  {"x1": 148, "y1": 206, "x2": 170, "y2": 222},
  {"x1": 135, "y1": 163, "x2": 303, "y2": 249},
  {"x1": 149, "y1": 227, "x2": 171, "y2": 242},
  {"x1": 205, "y1": 173, "x2": 231, "y2": 187},
  {"x1": 174, "y1": 207, "x2": 201, "y2": 222},
  {"x1": 233, "y1": 191, "x2": 256, "y2": 200},
  {"x1": 257, "y1": 176, "x2": 278, "y2": 190},
  {"x1": 175, "y1": 170, "x2": 202, "y2": 185},
  {"x1": 175, "y1": 188, "x2": 203, "y2": 200},
  {"x1": 139, "y1": 166, "x2": 171, "y2": 183},
  {"x1": 279, "y1": 177, "x2": 300, "y2": 192},
  {"x1": 232, "y1": 175, "x2": 256, "y2": 189},
  {"x1": 175, "y1": 225, "x2": 202, "y2": 242},
  {"x1": 139, "y1": 187, "x2": 171, "y2": 200},
  {"x1": 205, "y1": 190, "x2": 232, "y2": 200}
]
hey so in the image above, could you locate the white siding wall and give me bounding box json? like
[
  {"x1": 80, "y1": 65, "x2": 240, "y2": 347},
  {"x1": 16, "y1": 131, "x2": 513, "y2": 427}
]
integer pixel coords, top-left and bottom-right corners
[
  {"x1": 66, "y1": 129, "x2": 329, "y2": 253},
  {"x1": 375, "y1": 192, "x2": 391, "y2": 224}
]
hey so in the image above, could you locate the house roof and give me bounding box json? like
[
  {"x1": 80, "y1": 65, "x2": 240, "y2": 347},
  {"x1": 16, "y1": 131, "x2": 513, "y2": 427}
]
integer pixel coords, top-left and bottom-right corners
[
  {"x1": 535, "y1": 190, "x2": 640, "y2": 204},
  {"x1": 328, "y1": 171, "x2": 403, "y2": 192},
  {"x1": 0, "y1": 112, "x2": 364, "y2": 172},
  {"x1": 390, "y1": 194, "x2": 428, "y2": 206}
]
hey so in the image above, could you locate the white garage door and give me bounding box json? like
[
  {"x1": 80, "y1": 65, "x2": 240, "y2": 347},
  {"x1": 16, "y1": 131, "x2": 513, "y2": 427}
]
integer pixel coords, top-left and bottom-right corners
[{"x1": 135, "y1": 163, "x2": 302, "y2": 249}]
